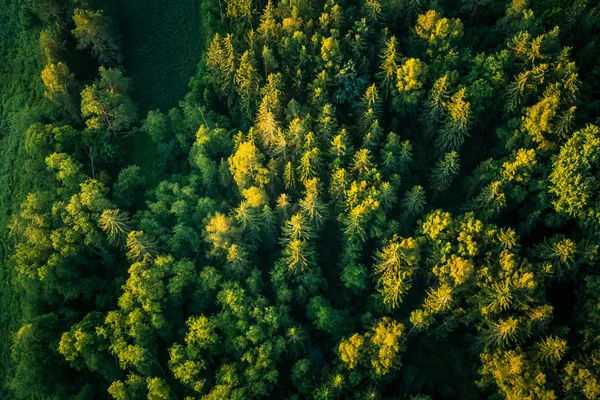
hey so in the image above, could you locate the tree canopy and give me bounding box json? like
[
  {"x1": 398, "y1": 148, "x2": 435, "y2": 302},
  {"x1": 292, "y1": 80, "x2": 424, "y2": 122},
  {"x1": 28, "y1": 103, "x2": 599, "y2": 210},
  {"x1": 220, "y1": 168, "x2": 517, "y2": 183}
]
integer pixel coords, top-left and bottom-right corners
[{"x1": 3, "y1": 0, "x2": 600, "y2": 399}]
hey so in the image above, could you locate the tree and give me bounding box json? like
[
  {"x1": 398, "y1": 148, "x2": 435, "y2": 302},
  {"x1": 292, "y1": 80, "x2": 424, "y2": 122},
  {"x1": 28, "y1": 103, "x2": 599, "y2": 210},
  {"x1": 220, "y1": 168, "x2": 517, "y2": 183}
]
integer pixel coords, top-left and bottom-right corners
[
  {"x1": 431, "y1": 151, "x2": 460, "y2": 192},
  {"x1": 226, "y1": 0, "x2": 251, "y2": 20},
  {"x1": 377, "y1": 36, "x2": 400, "y2": 98},
  {"x1": 228, "y1": 139, "x2": 269, "y2": 189},
  {"x1": 236, "y1": 51, "x2": 261, "y2": 117},
  {"x1": 257, "y1": 1, "x2": 278, "y2": 44},
  {"x1": 142, "y1": 110, "x2": 168, "y2": 143},
  {"x1": 321, "y1": 37, "x2": 342, "y2": 69},
  {"x1": 281, "y1": 213, "x2": 315, "y2": 273},
  {"x1": 396, "y1": 58, "x2": 428, "y2": 105},
  {"x1": 549, "y1": 124, "x2": 600, "y2": 229},
  {"x1": 402, "y1": 185, "x2": 427, "y2": 218},
  {"x1": 113, "y1": 165, "x2": 144, "y2": 207},
  {"x1": 81, "y1": 67, "x2": 137, "y2": 133},
  {"x1": 100, "y1": 209, "x2": 131, "y2": 246},
  {"x1": 307, "y1": 296, "x2": 350, "y2": 338},
  {"x1": 284, "y1": 161, "x2": 296, "y2": 189},
  {"x1": 479, "y1": 348, "x2": 557, "y2": 399},
  {"x1": 359, "y1": 84, "x2": 383, "y2": 148},
  {"x1": 299, "y1": 178, "x2": 327, "y2": 228},
  {"x1": 126, "y1": 231, "x2": 155, "y2": 261},
  {"x1": 72, "y1": 8, "x2": 120, "y2": 65},
  {"x1": 205, "y1": 212, "x2": 237, "y2": 255},
  {"x1": 374, "y1": 236, "x2": 421, "y2": 308},
  {"x1": 415, "y1": 10, "x2": 463, "y2": 60},
  {"x1": 297, "y1": 148, "x2": 320, "y2": 184},
  {"x1": 41, "y1": 62, "x2": 73, "y2": 101},
  {"x1": 338, "y1": 317, "x2": 406, "y2": 377},
  {"x1": 207, "y1": 33, "x2": 237, "y2": 97},
  {"x1": 255, "y1": 73, "x2": 283, "y2": 149},
  {"x1": 435, "y1": 88, "x2": 470, "y2": 154},
  {"x1": 40, "y1": 29, "x2": 62, "y2": 64}
]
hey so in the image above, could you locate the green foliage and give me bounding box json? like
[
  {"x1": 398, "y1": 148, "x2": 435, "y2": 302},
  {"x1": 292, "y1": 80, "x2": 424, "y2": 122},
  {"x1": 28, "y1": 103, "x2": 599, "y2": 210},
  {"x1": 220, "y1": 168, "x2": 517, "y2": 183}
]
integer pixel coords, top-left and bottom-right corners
[
  {"x1": 72, "y1": 8, "x2": 121, "y2": 65},
  {"x1": 81, "y1": 67, "x2": 137, "y2": 133},
  {"x1": 431, "y1": 151, "x2": 460, "y2": 192},
  {"x1": 5, "y1": 0, "x2": 600, "y2": 399},
  {"x1": 549, "y1": 125, "x2": 600, "y2": 230},
  {"x1": 374, "y1": 236, "x2": 420, "y2": 308}
]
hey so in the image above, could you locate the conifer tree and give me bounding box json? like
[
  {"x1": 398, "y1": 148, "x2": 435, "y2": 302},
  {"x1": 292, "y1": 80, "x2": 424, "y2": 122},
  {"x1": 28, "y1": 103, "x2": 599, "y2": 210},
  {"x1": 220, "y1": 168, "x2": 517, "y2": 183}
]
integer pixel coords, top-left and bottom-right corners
[
  {"x1": 377, "y1": 36, "x2": 400, "y2": 98},
  {"x1": 431, "y1": 151, "x2": 460, "y2": 192},
  {"x1": 126, "y1": 231, "x2": 155, "y2": 261},
  {"x1": 435, "y1": 88, "x2": 470, "y2": 154},
  {"x1": 402, "y1": 185, "x2": 427, "y2": 218},
  {"x1": 257, "y1": 0, "x2": 277, "y2": 44},
  {"x1": 236, "y1": 50, "x2": 261, "y2": 117},
  {"x1": 374, "y1": 236, "x2": 421, "y2": 308},
  {"x1": 99, "y1": 209, "x2": 131, "y2": 246},
  {"x1": 396, "y1": 58, "x2": 428, "y2": 105}
]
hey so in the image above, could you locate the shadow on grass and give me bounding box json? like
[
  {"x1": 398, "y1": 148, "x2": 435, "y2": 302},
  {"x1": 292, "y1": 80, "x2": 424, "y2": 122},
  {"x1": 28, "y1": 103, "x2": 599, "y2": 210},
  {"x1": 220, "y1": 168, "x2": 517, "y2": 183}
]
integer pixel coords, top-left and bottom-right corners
[{"x1": 115, "y1": 0, "x2": 206, "y2": 181}]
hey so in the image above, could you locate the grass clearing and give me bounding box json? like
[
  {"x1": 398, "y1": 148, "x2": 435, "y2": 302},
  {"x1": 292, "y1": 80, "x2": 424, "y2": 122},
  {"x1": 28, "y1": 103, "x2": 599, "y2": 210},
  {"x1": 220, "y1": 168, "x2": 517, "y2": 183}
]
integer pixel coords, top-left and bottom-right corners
[{"x1": 115, "y1": 0, "x2": 207, "y2": 182}]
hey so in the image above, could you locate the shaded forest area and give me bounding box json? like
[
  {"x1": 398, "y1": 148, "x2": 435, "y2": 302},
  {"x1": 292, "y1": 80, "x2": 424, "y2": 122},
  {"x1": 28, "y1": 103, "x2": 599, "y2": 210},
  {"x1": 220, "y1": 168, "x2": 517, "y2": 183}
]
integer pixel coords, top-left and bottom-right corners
[{"x1": 2, "y1": 0, "x2": 600, "y2": 399}]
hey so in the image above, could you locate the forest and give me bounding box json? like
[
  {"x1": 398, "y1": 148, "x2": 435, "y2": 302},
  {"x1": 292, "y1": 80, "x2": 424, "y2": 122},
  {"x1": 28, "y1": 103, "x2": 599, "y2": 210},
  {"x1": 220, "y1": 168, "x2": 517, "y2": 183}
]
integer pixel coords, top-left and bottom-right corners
[{"x1": 1, "y1": 0, "x2": 600, "y2": 398}]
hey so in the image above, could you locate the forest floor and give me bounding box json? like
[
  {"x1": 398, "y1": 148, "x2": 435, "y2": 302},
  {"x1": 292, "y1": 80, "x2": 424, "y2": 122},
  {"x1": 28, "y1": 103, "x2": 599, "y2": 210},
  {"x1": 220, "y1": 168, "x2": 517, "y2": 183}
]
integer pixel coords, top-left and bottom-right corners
[{"x1": 115, "y1": 0, "x2": 206, "y2": 182}]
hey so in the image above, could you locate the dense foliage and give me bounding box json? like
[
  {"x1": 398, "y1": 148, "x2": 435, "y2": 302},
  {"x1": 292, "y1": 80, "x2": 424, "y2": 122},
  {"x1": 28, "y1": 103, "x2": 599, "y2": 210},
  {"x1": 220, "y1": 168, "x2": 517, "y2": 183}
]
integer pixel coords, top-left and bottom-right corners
[{"x1": 3, "y1": 0, "x2": 600, "y2": 399}]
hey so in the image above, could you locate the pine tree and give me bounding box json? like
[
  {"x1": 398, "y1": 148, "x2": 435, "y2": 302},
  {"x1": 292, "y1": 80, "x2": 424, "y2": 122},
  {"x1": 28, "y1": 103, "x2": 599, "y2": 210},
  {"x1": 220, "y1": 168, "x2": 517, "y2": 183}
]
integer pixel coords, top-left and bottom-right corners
[
  {"x1": 276, "y1": 193, "x2": 291, "y2": 221},
  {"x1": 402, "y1": 185, "x2": 427, "y2": 218},
  {"x1": 256, "y1": 73, "x2": 283, "y2": 149},
  {"x1": 99, "y1": 209, "x2": 131, "y2": 246},
  {"x1": 299, "y1": 178, "x2": 327, "y2": 228},
  {"x1": 257, "y1": 0, "x2": 277, "y2": 44},
  {"x1": 229, "y1": 139, "x2": 269, "y2": 189},
  {"x1": 374, "y1": 236, "x2": 420, "y2": 308},
  {"x1": 236, "y1": 50, "x2": 261, "y2": 117},
  {"x1": 207, "y1": 33, "x2": 226, "y2": 90},
  {"x1": 535, "y1": 336, "x2": 567, "y2": 365},
  {"x1": 351, "y1": 148, "x2": 374, "y2": 175},
  {"x1": 427, "y1": 74, "x2": 452, "y2": 123},
  {"x1": 235, "y1": 201, "x2": 260, "y2": 237},
  {"x1": 415, "y1": 10, "x2": 463, "y2": 57},
  {"x1": 40, "y1": 29, "x2": 61, "y2": 63},
  {"x1": 297, "y1": 148, "x2": 320, "y2": 184},
  {"x1": 226, "y1": 0, "x2": 252, "y2": 21},
  {"x1": 363, "y1": 0, "x2": 382, "y2": 23},
  {"x1": 431, "y1": 151, "x2": 460, "y2": 192},
  {"x1": 359, "y1": 84, "x2": 383, "y2": 146},
  {"x1": 396, "y1": 58, "x2": 428, "y2": 105},
  {"x1": 126, "y1": 231, "x2": 155, "y2": 261},
  {"x1": 330, "y1": 129, "x2": 352, "y2": 167},
  {"x1": 316, "y1": 104, "x2": 337, "y2": 147},
  {"x1": 261, "y1": 46, "x2": 278, "y2": 76},
  {"x1": 435, "y1": 88, "x2": 470, "y2": 154},
  {"x1": 281, "y1": 214, "x2": 314, "y2": 273},
  {"x1": 377, "y1": 36, "x2": 400, "y2": 98},
  {"x1": 284, "y1": 161, "x2": 296, "y2": 189}
]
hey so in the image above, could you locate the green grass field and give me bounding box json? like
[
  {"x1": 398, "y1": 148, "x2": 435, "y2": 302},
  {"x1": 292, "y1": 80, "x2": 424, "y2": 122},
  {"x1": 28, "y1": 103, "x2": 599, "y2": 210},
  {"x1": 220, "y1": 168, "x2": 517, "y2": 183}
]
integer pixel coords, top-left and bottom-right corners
[
  {"x1": 115, "y1": 0, "x2": 206, "y2": 180},
  {"x1": 117, "y1": 0, "x2": 205, "y2": 113}
]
